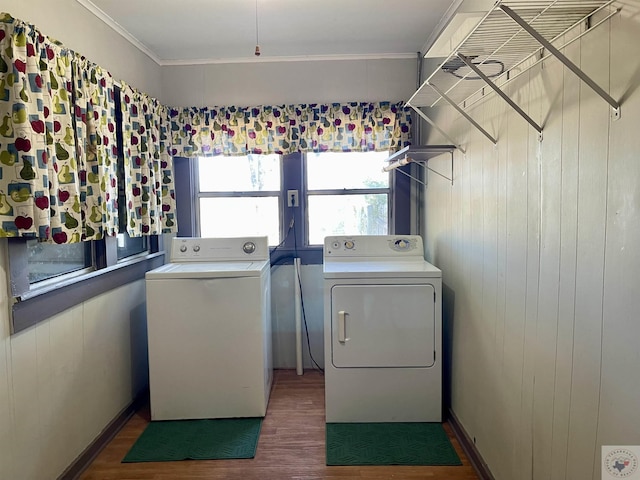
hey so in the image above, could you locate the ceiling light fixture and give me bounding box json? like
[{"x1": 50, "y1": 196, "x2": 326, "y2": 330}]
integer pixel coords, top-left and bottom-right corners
[{"x1": 254, "y1": 0, "x2": 260, "y2": 56}]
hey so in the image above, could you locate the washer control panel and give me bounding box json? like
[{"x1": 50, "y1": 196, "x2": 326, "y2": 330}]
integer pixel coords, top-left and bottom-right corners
[
  {"x1": 170, "y1": 236, "x2": 269, "y2": 262},
  {"x1": 324, "y1": 235, "x2": 423, "y2": 258}
]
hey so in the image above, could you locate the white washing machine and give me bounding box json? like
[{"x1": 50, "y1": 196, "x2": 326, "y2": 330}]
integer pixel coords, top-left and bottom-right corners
[
  {"x1": 145, "y1": 236, "x2": 272, "y2": 421},
  {"x1": 323, "y1": 235, "x2": 442, "y2": 423}
]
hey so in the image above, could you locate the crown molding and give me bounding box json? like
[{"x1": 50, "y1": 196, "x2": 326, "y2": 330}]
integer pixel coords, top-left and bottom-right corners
[
  {"x1": 75, "y1": 0, "x2": 162, "y2": 65},
  {"x1": 74, "y1": 1, "x2": 416, "y2": 68},
  {"x1": 160, "y1": 52, "x2": 417, "y2": 66}
]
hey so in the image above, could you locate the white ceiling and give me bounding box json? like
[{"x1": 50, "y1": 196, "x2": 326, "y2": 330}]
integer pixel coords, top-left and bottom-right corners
[{"x1": 78, "y1": 0, "x2": 460, "y2": 65}]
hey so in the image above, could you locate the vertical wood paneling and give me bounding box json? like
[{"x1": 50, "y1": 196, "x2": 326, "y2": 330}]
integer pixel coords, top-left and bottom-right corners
[
  {"x1": 299, "y1": 265, "x2": 324, "y2": 370},
  {"x1": 564, "y1": 21, "x2": 611, "y2": 480},
  {"x1": 469, "y1": 101, "x2": 491, "y2": 465},
  {"x1": 47, "y1": 305, "x2": 86, "y2": 477},
  {"x1": 270, "y1": 266, "x2": 296, "y2": 369},
  {"x1": 520, "y1": 65, "x2": 543, "y2": 480},
  {"x1": 0, "y1": 323, "x2": 14, "y2": 480},
  {"x1": 422, "y1": 8, "x2": 639, "y2": 480},
  {"x1": 450, "y1": 119, "x2": 472, "y2": 430},
  {"x1": 478, "y1": 96, "x2": 501, "y2": 476},
  {"x1": 83, "y1": 282, "x2": 142, "y2": 442},
  {"x1": 0, "y1": 240, "x2": 14, "y2": 480},
  {"x1": 0, "y1": 281, "x2": 149, "y2": 480},
  {"x1": 533, "y1": 50, "x2": 564, "y2": 480},
  {"x1": 9, "y1": 329, "x2": 42, "y2": 480},
  {"x1": 596, "y1": 9, "x2": 640, "y2": 473},
  {"x1": 551, "y1": 29, "x2": 582, "y2": 480},
  {"x1": 493, "y1": 94, "x2": 513, "y2": 477},
  {"x1": 34, "y1": 318, "x2": 54, "y2": 478},
  {"x1": 457, "y1": 127, "x2": 477, "y2": 433}
]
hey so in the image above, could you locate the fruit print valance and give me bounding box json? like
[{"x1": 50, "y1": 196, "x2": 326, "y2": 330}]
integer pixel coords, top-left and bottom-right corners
[
  {"x1": 0, "y1": 13, "x2": 177, "y2": 242},
  {"x1": 167, "y1": 102, "x2": 411, "y2": 158}
]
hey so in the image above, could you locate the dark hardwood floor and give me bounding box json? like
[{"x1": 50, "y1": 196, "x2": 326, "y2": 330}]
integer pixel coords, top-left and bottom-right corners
[{"x1": 80, "y1": 369, "x2": 480, "y2": 479}]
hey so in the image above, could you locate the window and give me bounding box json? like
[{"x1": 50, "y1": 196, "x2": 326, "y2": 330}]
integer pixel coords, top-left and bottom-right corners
[
  {"x1": 306, "y1": 152, "x2": 390, "y2": 245},
  {"x1": 27, "y1": 239, "x2": 93, "y2": 284},
  {"x1": 191, "y1": 150, "x2": 399, "y2": 255},
  {"x1": 8, "y1": 85, "x2": 164, "y2": 334},
  {"x1": 197, "y1": 155, "x2": 281, "y2": 245},
  {"x1": 116, "y1": 234, "x2": 148, "y2": 261}
]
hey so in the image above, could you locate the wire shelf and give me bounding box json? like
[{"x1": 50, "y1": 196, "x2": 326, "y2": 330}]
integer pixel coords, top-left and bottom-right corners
[{"x1": 408, "y1": 0, "x2": 617, "y2": 110}]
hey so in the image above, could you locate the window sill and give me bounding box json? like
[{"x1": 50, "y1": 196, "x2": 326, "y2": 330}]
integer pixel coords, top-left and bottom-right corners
[{"x1": 11, "y1": 252, "x2": 165, "y2": 335}]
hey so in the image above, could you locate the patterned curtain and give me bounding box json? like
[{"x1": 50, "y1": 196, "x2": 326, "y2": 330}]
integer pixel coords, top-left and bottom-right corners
[
  {"x1": 168, "y1": 102, "x2": 412, "y2": 157},
  {"x1": 121, "y1": 84, "x2": 177, "y2": 236},
  {"x1": 0, "y1": 13, "x2": 177, "y2": 240},
  {"x1": 73, "y1": 57, "x2": 119, "y2": 240},
  {"x1": 0, "y1": 14, "x2": 80, "y2": 240}
]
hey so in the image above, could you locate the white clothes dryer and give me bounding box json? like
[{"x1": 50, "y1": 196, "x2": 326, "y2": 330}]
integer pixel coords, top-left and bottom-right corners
[
  {"x1": 145, "y1": 236, "x2": 272, "y2": 421},
  {"x1": 323, "y1": 235, "x2": 442, "y2": 423}
]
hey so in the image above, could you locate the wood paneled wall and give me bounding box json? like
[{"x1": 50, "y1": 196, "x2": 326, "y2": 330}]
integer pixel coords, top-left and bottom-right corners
[
  {"x1": 423, "y1": 8, "x2": 640, "y2": 480},
  {"x1": 0, "y1": 278, "x2": 149, "y2": 480}
]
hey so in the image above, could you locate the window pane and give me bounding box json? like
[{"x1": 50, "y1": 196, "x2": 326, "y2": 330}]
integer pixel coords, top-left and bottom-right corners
[
  {"x1": 307, "y1": 194, "x2": 388, "y2": 245},
  {"x1": 199, "y1": 197, "x2": 280, "y2": 246},
  {"x1": 27, "y1": 239, "x2": 92, "y2": 284},
  {"x1": 198, "y1": 155, "x2": 280, "y2": 192},
  {"x1": 117, "y1": 233, "x2": 148, "y2": 260},
  {"x1": 307, "y1": 152, "x2": 390, "y2": 190}
]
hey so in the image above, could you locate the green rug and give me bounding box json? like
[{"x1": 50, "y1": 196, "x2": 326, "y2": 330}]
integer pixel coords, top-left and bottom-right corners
[
  {"x1": 326, "y1": 422, "x2": 462, "y2": 466},
  {"x1": 122, "y1": 417, "x2": 263, "y2": 463}
]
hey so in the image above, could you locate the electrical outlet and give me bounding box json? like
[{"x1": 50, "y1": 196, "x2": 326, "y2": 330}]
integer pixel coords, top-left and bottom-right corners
[{"x1": 287, "y1": 190, "x2": 299, "y2": 207}]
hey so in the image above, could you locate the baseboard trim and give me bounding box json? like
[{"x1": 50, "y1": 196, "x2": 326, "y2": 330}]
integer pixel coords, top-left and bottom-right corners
[
  {"x1": 448, "y1": 408, "x2": 495, "y2": 480},
  {"x1": 58, "y1": 390, "x2": 148, "y2": 480}
]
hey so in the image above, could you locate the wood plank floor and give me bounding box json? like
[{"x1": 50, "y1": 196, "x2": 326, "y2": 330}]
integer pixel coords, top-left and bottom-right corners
[{"x1": 80, "y1": 369, "x2": 480, "y2": 479}]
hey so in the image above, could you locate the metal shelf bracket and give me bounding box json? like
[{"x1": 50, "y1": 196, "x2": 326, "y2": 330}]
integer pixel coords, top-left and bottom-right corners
[
  {"x1": 384, "y1": 146, "x2": 455, "y2": 186},
  {"x1": 458, "y1": 53, "x2": 543, "y2": 133},
  {"x1": 408, "y1": 105, "x2": 466, "y2": 154},
  {"x1": 407, "y1": 0, "x2": 619, "y2": 147},
  {"x1": 428, "y1": 82, "x2": 498, "y2": 145},
  {"x1": 499, "y1": 4, "x2": 621, "y2": 116}
]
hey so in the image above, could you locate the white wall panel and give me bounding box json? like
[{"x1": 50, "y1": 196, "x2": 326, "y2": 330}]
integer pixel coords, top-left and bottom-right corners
[
  {"x1": 533, "y1": 48, "x2": 564, "y2": 480},
  {"x1": 564, "y1": 20, "x2": 610, "y2": 480},
  {"x1": 162, "y1": 58, "x2": 416, "y2": 107},
  {"x1": 8, "y1": 328, "x2": 40, "y2": 479},
  {"x1": 0, "y1": 242, "x2": 14, "y2": 480},
  {"x1": 82, "y1": 282, "x2": 145, "y2": 439},
  {"x1": 550, "y1": 29, "x2": 582, "y2": 480},
  {"x1": 0, "y1": 281, "x2": 148, "y2": 480},
  {"x1": 422, "y1": 8, "x2": 639, "y2": 480},
  {"x1": 596, "y1": 8, "x2": 640, "y2": 473},
  {"x1": 271, "y1": 264, "x2": 324, "y2": 371},
  {"x1": 45, "y1": 304, "x2": 85, "y2": 477}
]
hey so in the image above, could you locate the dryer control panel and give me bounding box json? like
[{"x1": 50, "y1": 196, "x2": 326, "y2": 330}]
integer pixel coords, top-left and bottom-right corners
[{"x1": 324, "y1": 235, "x2": 423, "y2": 259}]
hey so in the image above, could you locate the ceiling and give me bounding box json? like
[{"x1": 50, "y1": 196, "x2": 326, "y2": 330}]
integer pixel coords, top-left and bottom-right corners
[{"x1": 78, "y1": 0, "x2": 461, "y2": 65}]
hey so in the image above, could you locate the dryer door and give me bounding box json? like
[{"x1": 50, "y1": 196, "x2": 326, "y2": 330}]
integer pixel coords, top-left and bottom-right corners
[{"x1": 330, "y1": 283, "x2": 435, "y2": 368}]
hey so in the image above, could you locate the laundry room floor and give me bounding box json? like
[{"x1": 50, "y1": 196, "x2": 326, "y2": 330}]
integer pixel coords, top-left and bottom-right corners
[{"x1": 79, "y1": 369, "x2": 480, "y2": 479}]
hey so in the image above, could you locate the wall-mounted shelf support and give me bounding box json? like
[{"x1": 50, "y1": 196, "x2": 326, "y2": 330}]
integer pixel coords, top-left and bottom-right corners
[
  {"x1": 500, "y1": 4, "x2": 621, "y2": 118},
  {"x1": 458, "y1": 53, "x2": 543, "y2": 134},
  {"x1": 408, "y1": 106, "x2": 466, "y2": 154},
  {"x1": 408, "y1": 0, "x2": 620, "y2": 146},
  {"x1": 427, "y1": 82, "x2": 498, "y2": 145},
  {"x1": 383, "y1": 145, "x2": 455, "y2": 186}
]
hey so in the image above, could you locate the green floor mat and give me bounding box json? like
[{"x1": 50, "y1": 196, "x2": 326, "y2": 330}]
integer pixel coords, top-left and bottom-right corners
[
  {"x1": 326, "y1": 422, "x2": 462, "y2": 466},
  {"x1": 122, "y1": 417, "x2": 263, "y2": 463}
]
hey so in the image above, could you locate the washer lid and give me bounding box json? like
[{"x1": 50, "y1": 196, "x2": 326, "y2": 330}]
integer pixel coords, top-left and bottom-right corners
[
  {"x1": 146, "y1": 260, "x2": 269, "y2": 279},
  {"x1": 323, "y1": 259, "x2": 441, "y2": 279}
]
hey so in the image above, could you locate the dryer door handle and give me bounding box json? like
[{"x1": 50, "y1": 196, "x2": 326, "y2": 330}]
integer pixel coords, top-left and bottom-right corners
[{"x1": 338, "y1": 310, "x2": 348, "y2": 343}]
